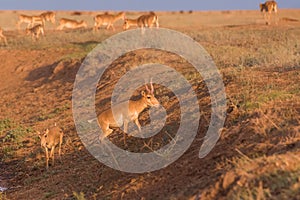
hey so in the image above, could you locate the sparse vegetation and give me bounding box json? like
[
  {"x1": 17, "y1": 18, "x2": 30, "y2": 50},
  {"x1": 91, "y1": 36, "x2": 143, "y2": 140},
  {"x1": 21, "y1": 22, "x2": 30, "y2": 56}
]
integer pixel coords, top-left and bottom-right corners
[
  {"x1": 0, "y1": 118, "x2": 33, "y2": 161},
  {"x1": 202, "y1": 152, "x2": 300, "y2": 199},
  {"x1": 0, "y1": 9, "x2": 299, "y2": 200},
  {"x1": 0, "y1": 118, "x2": 32, "y2": 143}
]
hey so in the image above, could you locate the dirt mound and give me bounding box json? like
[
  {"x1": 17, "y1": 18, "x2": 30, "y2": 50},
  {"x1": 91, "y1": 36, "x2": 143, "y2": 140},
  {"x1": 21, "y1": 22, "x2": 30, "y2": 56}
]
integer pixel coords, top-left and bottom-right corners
[
  {"x1": 50, "y1": 59, "x2": 82, "y2": 80},
  {"x1": 201, "y1": 152, "x2": 300, "y2": 199}
]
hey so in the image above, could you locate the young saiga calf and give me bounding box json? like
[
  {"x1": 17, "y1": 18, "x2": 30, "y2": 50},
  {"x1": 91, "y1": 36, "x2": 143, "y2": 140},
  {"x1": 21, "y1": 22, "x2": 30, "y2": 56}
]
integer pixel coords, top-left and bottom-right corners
[
  {"x1": 97, "y1": 80, "x2": 160, "y2": 144},
  {"x1": 26, "y1": 24, "x2": 45, "y2": 41},
  {"x1": 37, "y1": 125, "x2": 64, "y2": 169}
]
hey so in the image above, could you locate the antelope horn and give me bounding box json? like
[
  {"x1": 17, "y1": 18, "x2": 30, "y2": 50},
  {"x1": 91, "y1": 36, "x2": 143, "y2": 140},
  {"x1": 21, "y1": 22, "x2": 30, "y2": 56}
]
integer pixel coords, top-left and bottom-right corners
[
  {"x1": 150, "y1": 78, "x2": 154, "y2": 94},
  {"x1": 145, "y1": 79, "x2": 151, "y2": 93}
]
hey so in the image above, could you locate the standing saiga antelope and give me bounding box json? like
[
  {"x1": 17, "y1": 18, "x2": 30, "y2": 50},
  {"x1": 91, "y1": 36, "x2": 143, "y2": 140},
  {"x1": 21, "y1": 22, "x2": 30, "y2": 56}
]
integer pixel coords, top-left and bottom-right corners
[
  {"x1": 97, "y1": 80, "x2": 160, "y2": 144},
  {"x1": 37, "y1": 125, "x2": 64, "y2": 169},
  {"x1": 123, "y1": 11, "x2": 159, "y2": 31},
  {"x1": 17, "y1": 11, "x2": 55, "y2": 30},
  {"x1": 16, "y1": 14, "x2": 44, "y2": 29},
  {"x1": 56, "y1": 18, "x2": 88, "y2": 30},
  {"x1": 26, "y1": 24, "x2": 45, "y2": 41},
  {"x1": 0, "y1": 28, "x2": 8, "y2": 45},
  {"x1": 93, "y1": 11, "x2": 125, "y2": 31},
  {"x1": 260, "y1": 0, "x2": 278, "y2": 25}
]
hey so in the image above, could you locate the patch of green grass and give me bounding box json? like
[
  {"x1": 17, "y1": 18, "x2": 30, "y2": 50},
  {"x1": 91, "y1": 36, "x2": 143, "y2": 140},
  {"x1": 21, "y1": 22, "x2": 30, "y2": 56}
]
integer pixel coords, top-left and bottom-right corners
[
  {"x1": 24, "y1": 176, "x2": 42, "y2": 186},
  {"x1": 242, "y1": 101, "x2": 260, "y2": 110},
  {"x1": 35, "y1": 104, "x2": 71, "y2": 122},
  {"x1": 257, "y1": 90, "x2": 294, "y2": 103},
  {"x1": 53, "y1": 103, "x2": 71, "y2": 114},
  {"x1": 1, "y1": 145, "x2": 15, "y2": 159},
  {"x1": 59, "y1": 40, "x2": 98, "y2": 61},
  {"x1": 3, "y1": 127, "x2": 32, "y2": 143},
  {"x1": 0, "y1": 118, "x2": 33, "y2": 160},
  {"x1": 44, "y1": 191, "x2": 56, "y2": 199},
  {"x1": 9, "y1": 29, "x2": 110, "y2": 53},
  {"x1": 0, "y1": 118, "x2": 13, "y2": 133},
  {"x1": 0, "y1": 119, "x2": 32, "y2": 143},
  {"x1": 60, "y1": 51, "x2": 87, "y2": 61},
  {"x1": 73, "y1": 41, "x2": 98, "y2": 52},
  {"x1": 290, "y1": 87, "x2": 300, "y2": 95}
]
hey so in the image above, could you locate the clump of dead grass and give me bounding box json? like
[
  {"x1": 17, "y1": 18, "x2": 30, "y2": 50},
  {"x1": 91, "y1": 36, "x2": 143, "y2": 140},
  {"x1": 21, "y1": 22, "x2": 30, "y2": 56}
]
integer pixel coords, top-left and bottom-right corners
[{"x1": 201, "y1": 152, "x2": 300, "y2": 200}]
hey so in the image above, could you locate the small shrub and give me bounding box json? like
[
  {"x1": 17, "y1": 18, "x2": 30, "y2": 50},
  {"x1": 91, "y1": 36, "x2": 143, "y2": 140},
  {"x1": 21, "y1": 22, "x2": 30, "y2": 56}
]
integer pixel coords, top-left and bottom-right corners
[
  {"x1": 242, "y1": 57, "x2": 260, "y2": 67},
  {"x1": 71, "y1": 11, "x2": 82, "y2": 16},
  {"x1": 0, "y1": 119, "x2": 13, "y2": 132}
]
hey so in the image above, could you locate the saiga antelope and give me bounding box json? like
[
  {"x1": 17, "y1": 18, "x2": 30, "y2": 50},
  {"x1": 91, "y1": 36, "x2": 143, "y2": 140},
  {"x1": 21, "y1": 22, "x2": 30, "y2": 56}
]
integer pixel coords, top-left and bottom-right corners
[
  {"x1": 123, "y1": 12, "x2": 159, "y2": 31},
  {"x1": 0, "y1": 28, "x2": 8, "y2": 45},
  {"x1": 56, "y1": 18, "x2": 88, "y2": 30},
  {"x1": 37, "y1": 125, "x2": 64, "y2": 169},
  {"x1": 93, "y1": 11, "x2": 125, "y2": 31},
  {"x1": 16, "y1": 14, "x2": 44, "y2": 29},
  {"x1": 26, "y1": 24, "x2": 45, "y2": 40},
  {"x1": 97, "y1": 80, "x2": 160, "y2": 144},
  {"x1": 260, "y1": 0, "x2": 278, "y2": 25}
]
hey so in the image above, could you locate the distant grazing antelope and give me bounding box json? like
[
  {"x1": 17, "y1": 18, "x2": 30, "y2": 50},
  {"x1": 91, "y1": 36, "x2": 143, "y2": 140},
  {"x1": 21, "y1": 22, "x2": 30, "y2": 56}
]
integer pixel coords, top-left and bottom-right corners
[
  {"x1": 0, "y1": 28, "x2": 8, "y2": 45},
  {"x1": 123, "y1": 12, "x2": 159, "y2": 31},
  {"x1": 56, "y1": 18, "x2": 88, "y2": 30},
  {"x1": 26, "y1": 24, "x2": 45, "y2": 40},
  {"x1": 37, "y1": 125, "x2": 64, "y2": 169},
  {"x1": 97, "y1": 80, "x2": 160, "y2": 144},
  {"x1": 40, "y1": 11, "x2": 56, "y2": 24},
  {"x1": 260, "y1": 0, "x2": 278, "y2": 25},
  {"x1": 93, "y1": 11, "x2": 125, "y2": 31},
  {"x1": 16, "y1": 14, "x2": 44, "y2": 29}
]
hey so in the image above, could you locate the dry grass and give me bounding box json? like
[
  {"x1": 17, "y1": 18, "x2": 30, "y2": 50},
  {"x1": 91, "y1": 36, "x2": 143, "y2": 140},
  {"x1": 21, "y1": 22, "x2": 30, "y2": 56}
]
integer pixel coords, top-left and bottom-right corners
[
  {"x1": 201, "y1": 152, "x2": 300, "y2": 200},
  {"x1": 0, "y1": 9, "x2": 299, "y2": 200}
]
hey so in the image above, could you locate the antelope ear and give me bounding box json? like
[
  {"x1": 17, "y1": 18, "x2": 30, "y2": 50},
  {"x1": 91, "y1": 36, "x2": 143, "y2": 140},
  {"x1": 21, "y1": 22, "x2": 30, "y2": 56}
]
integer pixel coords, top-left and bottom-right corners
[
  {"x1": 36, "y1": 131, "x2": 42, "y2": 138},
  {"x1": 45, "y1": 129, "x2": 49, "y2": 135},
  {"x1": 141, "y1": 91, "x2": 146, "y2": 96}
]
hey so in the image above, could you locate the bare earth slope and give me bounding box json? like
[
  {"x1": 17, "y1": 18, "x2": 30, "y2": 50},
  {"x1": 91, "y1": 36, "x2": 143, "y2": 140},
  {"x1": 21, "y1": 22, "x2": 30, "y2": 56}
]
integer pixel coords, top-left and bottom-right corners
[{"x1": 0, "y1": 10, "x2": 300, "y2": 200}]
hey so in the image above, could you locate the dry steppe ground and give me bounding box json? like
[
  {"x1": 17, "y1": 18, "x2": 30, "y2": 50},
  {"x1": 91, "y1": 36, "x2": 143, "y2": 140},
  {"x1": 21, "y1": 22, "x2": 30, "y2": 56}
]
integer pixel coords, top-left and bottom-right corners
[{"x1": 0, "y1": 9, "x2": 300, "y2": 200}]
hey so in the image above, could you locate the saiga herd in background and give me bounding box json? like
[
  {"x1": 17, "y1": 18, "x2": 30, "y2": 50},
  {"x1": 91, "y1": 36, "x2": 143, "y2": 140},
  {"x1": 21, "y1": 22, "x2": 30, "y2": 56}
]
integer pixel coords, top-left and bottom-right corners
[
  {"x1": 0, "y1": 1, "x2": 278, "y2": 44},
  {"x1": 10, "y1": 11, "x2": 159, "y2": 41}
]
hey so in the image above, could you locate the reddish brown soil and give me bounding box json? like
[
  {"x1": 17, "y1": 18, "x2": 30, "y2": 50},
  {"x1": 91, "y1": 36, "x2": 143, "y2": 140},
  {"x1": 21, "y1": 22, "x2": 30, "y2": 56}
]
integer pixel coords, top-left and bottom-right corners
[{"x1": 0, "y1": 10, "x2": 300, "y2": 200}]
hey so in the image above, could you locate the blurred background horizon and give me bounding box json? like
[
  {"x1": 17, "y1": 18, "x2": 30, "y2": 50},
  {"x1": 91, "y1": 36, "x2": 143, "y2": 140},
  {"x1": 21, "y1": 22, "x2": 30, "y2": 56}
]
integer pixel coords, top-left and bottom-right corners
[{"x1": 1, "y1": 0, "x2": 299, "y2": 11}]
